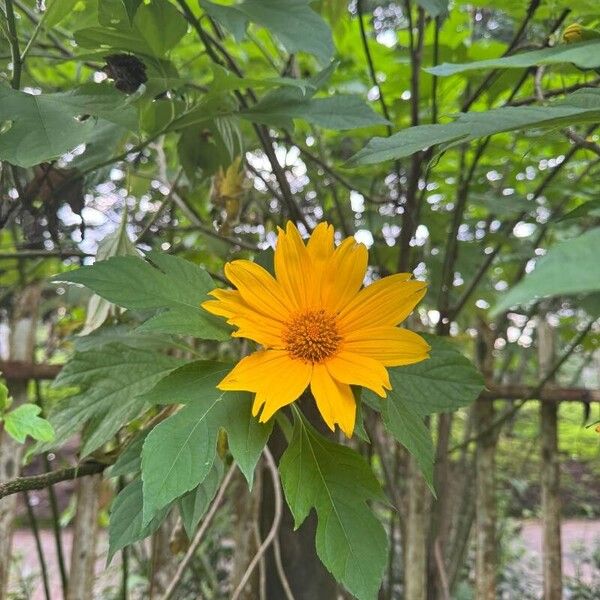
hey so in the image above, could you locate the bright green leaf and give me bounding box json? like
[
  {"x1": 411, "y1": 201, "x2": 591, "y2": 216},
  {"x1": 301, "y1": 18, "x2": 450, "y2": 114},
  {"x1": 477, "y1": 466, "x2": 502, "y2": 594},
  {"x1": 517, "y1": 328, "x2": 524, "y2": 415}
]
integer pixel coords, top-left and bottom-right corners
[{"x1": 3, "y1": 404, "x2": 55, "y2": 444}]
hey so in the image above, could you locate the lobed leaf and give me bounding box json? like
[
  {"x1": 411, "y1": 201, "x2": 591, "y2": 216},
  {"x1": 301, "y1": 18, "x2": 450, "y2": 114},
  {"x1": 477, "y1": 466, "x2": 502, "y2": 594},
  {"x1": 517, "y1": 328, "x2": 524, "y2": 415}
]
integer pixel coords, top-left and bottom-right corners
[{"x1": 279, "y1": 413, "x2": 387, "y2": 600}]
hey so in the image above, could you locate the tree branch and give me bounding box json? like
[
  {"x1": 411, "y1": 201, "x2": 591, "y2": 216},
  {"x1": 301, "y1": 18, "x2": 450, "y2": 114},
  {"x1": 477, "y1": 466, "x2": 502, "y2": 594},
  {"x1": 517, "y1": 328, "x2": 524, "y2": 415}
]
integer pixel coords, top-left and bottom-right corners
[{"x1": 0, "y1": 461, "x2": 107, "y2": 500}]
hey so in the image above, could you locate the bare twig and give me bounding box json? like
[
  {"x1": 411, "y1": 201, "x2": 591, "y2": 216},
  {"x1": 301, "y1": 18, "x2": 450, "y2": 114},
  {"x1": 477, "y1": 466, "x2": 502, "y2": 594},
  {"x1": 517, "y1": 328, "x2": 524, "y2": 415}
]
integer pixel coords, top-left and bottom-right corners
[
  {"x1": 160, "y1": 463, "x2": 236, "y2": 600},
  {"x1": 231, "y1": 448, "x2": 284, "y2": 600},
  {"x1": 135, "y1": 169, "x2": 184, "y2": 243}
]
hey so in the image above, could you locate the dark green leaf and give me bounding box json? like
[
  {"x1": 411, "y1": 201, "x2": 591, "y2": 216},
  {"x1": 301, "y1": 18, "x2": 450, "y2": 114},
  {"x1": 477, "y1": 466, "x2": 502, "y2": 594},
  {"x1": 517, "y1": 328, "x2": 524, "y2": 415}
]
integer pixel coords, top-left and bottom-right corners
[
  {"x1": 75, "y1": 0, "x2": 187, "y2": 57},
  {"x1": 279, "y1": 413, "x2": 387, "y2": 600},
  {"x1": 351, "y1": 88, "x2": 600, "y2": 164},
  {"x1": 242, "y1": 92, "x2": 388, "y2": 130},
  {"x1": 141, "y1": 364, "x2": 272, "y2": 523},
  {"x1": 201, "y1": 0, "x2": 333, "y2": 65},
  {"x1": 179, "y1": 459, "x2": 223, "y2": 537},
  {"x1": 53, "y1": 253, "x2": 229, "y2": 341},
  {"x1": 0, "y1": 84, "x2": 137, "y2": 167},
  {"x1": 107, "y1": 430, "x2": 149, "y2": 478},
  {"x1": 42, "y1": 344, "x2": 184, "y2": 456},
  {"x1": 386, "y1": 334, "x2": 485, "y2": 415},
  {"x1": 428, "y1": 39, "x2": 600, "y2": 76},
  {"x1": 108, "y1": 478, "x2": 171, "y2": 562}
]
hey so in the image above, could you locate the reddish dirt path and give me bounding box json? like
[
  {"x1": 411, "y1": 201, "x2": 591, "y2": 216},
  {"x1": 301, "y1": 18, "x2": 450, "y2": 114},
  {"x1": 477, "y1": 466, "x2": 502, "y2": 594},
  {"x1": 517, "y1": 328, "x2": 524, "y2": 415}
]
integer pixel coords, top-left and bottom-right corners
[
  {"x1": 10, "y1": 520, "x2": 600, "y2": 598},
  {"x1": 520, "y1": 519, "x2": 600, "y2": 579}
]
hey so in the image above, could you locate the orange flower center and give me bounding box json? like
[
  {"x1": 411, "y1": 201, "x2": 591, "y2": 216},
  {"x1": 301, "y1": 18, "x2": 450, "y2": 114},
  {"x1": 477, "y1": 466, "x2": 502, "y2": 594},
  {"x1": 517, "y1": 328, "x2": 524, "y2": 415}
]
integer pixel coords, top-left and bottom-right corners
[{"x1": 283, "y1": 309, "x2": 341, "y2": 363}]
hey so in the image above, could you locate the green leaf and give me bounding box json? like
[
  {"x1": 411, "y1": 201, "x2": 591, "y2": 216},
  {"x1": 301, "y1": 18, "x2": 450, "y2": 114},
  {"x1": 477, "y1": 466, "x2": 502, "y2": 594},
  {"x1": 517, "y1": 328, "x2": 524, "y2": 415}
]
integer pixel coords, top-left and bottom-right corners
[
  {"x1": 558, "y1": 199, "x2": 600, "y2": 222},
  {"x1": 142, "y1": 362, "x2": 272, "y2": 485},
  {"x1": 42, "y1": 344, "x2": 184, "y2": 456},
  {"x1": 201, "y1": 0, "x2": 334, "y2": 65},
  {"x1": 140, "y1": 360, "x2": 231, "y2": 406},
  {"x1": 387, "y1": 334, "x2": 485, "y2": 415},
  {"x1": 3, "y1": 404, "x2": 55, "y2": 444},
  {"x1": 121, "y1": 0, "x2": 142, "y2": 25},
  {"x1": 44, "y1": 0, "x2": 79, "y2": 27},
  {"x1": 179, "y1": 459, "x2": 223, "y2": 537},
  {"x1": 363, "y1": 335, "x2": 483, "y2": 490},
  {"x1": 107, "y1": 430, "x2": 149, "y2": 478},
  {"x1": 200, "y1": 0, "x2": 248, "y2": 40},
  {"x1": 141, "y1": 362, "x2": 272, "y2": 523},
  {"x1": 53, "y1": 252, "x2": 229, "y2": 341},
  {"x1": 279, "y1": 413, "x2": 387, "y2": 600},
  {"x1": 80, "y1": 211, "x2": 139, "y2": 336},
  {"x1": 0, "y1": 84, "x2": 137, "y2": 168},
  {"x1": 0, "y1": 382, "x2": 9, "y2": 412},
  {"x1": 491, "y1": 228, "x2": 600, "y2": 315},
  {"x1": 108, "y1": 478, "x2": 171, "y2": 562},
  {"x1": 350, "y1": 88, "x2": 600, "y2": 164},
  {"x1": 381, "y1": 395, "x2": 435, "y2": 491},
  {"x1": 75, "y1": 0, "x2": 187, "y2": 57},
  {"x1": 427, "y1": 39, "x2": 600, "y2": 76},
  {"x1": 242, "y1": 91, "x2": 388, "y2": 130}
]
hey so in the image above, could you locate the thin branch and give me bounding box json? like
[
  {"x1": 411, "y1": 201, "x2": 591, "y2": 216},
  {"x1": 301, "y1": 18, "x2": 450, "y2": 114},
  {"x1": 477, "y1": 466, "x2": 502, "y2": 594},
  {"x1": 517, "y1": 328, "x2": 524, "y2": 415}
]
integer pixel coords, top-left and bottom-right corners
[
  {"x1": 135, "y1": 168, "x2": 184, "y2": 243},
  {"x1": 160, "y1": 463, "x2": 236, "y2": 600},
  {"x1": 0, "y1": 461, "x2": 107, "y2": 500},
  {"x1": 23, "y1": 491, "x2": 52, "y2": 600},
  {"x1": 461, "y1": 0, "x2": 542, "y2": 112},
  {"x1": 5, "y1": 0, "x2": 22, "y2": 89},
  {"x1": 508, "y1": 78, "x2": 600, "y2": 106},
  {"x1": 0, "y1": 250, "x2": 91, "y2": 259},
  {"x1": 273, "y1": 533, "x2": 295, "y2": 600},
  {"x1": 356, "y1": 0, "x2": 393, "y2": 131},
  {"x1": 231, "y1": 447, "x2": 283, "y2": 600},
  {"x1": 563, "y1": 128, "x2": 600, "y2": 156}
]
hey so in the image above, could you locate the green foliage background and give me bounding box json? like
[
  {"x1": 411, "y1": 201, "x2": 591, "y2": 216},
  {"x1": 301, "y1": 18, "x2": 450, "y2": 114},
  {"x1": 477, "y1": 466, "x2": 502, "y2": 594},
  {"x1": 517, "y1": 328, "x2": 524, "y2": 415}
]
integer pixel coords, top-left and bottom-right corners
[{"x1": 2, "y1": 0, "x2": 600, "y2": 598}]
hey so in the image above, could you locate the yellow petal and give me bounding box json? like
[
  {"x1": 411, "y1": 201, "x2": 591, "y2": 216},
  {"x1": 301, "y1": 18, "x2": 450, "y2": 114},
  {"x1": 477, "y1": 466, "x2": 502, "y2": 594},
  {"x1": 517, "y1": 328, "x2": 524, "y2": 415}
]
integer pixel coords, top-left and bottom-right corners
[
  {"x1": 321, "y1": 237, "x2": 368, "y2": 313},
  {"x1": 218, "y1": 350, "x2": 311, "y2": 422},
  {"x1": 202, "y1": 289, "x2": 283, "y2": 347},
  {"x1": 338, "y1": 274, "x2": 426, "y2": 331},
  {"x1": 307, "y1": 222, "x2": 335, "y2": 263},
  {"x1": 224, "y1": 260, "x2": 291, "y2": 322},
  {"x1": 343, "y1": 326, "x2": 430, "y2": 366},
  {"x1": 311, "y1": 363, "x2": 356, "y2": 437},
  {"x1": 326, "y1": 351, "x2": 391, "y2": 397},
  {"x1": 274, "y1": 222, "x2": 314, "y2": 310}
]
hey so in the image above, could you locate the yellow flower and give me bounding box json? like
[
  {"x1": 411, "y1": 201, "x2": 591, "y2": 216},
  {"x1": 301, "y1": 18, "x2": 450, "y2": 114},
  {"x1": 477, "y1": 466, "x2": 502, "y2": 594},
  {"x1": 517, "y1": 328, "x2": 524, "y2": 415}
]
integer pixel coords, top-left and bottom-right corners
[{"x1": 202, "y1": 222, "x2": 430, "y2": 437}]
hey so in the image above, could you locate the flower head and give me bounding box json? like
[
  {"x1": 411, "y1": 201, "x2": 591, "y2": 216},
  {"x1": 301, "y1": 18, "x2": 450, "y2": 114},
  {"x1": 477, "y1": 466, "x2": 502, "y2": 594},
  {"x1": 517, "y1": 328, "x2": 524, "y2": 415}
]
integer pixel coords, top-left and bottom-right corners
[{"x1": 202, "y1": 222, "x2": 430, "y2": 437}]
